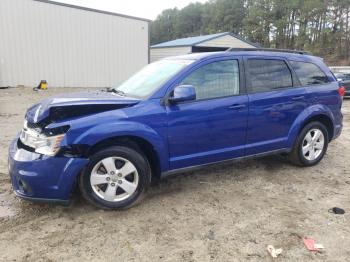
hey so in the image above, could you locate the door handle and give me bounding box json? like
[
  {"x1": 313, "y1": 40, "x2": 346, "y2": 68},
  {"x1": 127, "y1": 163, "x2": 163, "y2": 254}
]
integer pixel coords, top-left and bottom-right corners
[
  {"x1": 291, "y1": 95, "x2": 305, "y2": 101},
  {"x1": 228, "y1": 104, "x2": 246, "y2": 110}
]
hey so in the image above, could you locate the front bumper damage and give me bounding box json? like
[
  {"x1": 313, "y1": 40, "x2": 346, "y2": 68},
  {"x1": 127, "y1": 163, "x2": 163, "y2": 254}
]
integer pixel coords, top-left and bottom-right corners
[{"x1": 8, "y1": 137, "x2": 88, "y2": 204}]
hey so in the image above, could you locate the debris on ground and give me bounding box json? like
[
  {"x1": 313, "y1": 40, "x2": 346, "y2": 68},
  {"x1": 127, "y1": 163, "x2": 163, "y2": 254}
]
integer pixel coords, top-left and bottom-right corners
[
  {"x1": 267, "y1": 245, "x2": 283, "y2": 258},
  {"x1": 303, "y1": 237, "x2": 324, "y2": 252},
  {"x1": 205, "y1": 229, "x2": 215, "y2": 240},
  {"x1": 314, "y1": 243, "x2": 325, "y2": 249},
  {"x1": 328, "y1": 207, "x2": 345, "y2": 214}
]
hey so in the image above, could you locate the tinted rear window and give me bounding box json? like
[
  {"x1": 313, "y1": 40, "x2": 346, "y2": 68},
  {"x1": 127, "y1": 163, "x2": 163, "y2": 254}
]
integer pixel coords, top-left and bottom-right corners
[
  {"x1": 290, "y1": 61, "x2": 328, "y2": 86},
  {"x1": 247, "y1": 59, "x2": 293, "y2": 93}
]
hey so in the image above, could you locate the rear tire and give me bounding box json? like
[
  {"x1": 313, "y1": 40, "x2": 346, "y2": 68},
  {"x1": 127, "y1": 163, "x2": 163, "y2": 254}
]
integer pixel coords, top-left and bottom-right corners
[
  {"x1": 288, "y1": 122, "x2": 329, "y2": 166},
  {"x1": 79, "y1": 146, "x2": 151, "y2": 210}
]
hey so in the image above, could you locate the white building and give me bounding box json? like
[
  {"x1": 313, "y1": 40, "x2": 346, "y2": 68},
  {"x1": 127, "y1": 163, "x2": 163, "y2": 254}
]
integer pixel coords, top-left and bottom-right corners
[
  {"x1": 0, "y1": 0, "x2": 150, "y2": 88},
  {"x1": 151, "y1": 32, "x2": 258, "y2": 62}
]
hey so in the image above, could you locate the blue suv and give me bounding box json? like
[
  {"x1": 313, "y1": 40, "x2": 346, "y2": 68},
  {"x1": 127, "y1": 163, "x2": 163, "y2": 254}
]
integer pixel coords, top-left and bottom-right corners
[{"x1": 8, "y1": 49, "x2": 344, "y2": 209}]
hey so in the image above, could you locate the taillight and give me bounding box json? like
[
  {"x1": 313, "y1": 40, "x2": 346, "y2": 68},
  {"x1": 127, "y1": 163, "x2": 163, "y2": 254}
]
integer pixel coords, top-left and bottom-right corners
[{"x1": 338, "y1": 86, "x2": 345, "y2": 97}]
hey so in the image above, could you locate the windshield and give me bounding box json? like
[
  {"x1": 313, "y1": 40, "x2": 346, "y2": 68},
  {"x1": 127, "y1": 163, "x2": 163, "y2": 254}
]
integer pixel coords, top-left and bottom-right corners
[{"x1": 113, "y1": 59, "x2": 194, "y2": 98}]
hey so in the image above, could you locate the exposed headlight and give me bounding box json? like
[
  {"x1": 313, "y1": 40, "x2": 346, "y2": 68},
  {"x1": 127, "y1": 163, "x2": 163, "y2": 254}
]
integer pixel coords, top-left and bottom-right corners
[{"x1": 20, "y1": 121, "x2": 68, "y2": 156}]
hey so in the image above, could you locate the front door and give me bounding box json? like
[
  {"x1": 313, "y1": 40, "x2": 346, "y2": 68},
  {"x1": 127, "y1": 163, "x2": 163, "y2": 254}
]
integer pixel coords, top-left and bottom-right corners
[{"x1": 166, "y1": 58, "x2": 248, "y2": 170}]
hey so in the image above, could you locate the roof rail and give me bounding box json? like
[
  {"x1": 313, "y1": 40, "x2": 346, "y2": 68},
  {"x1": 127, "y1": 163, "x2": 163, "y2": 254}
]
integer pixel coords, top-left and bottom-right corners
[{"x1": 227, "y1": 47, "x2": 311, "y2": 55}]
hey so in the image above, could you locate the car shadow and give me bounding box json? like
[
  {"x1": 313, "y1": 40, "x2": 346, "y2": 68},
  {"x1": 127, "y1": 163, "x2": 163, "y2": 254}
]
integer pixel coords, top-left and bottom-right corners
[{"x1": 146, "y1": 154, "x2": 294, "y2": 200}]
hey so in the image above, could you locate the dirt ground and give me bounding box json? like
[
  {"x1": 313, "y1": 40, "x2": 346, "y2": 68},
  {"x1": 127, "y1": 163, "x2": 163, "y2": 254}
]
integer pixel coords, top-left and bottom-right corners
[{"x1": 0, "y1": 87, "x2": 349, "y2": 262}]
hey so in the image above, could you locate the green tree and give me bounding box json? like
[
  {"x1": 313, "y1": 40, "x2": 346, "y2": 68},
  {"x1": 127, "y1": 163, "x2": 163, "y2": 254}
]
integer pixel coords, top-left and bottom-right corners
[{"x1": 150, "y1": 0, "x2": 350, "y2": 64}]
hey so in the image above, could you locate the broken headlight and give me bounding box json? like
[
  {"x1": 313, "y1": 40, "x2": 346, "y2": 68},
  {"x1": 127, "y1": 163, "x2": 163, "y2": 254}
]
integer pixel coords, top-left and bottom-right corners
[{"x1": 20, "y1": 120, "x2": 69, "y2": 156}]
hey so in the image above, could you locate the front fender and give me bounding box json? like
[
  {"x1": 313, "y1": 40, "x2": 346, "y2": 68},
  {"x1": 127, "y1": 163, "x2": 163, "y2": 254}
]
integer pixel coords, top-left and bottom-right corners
[
  {"x1": 73, "y1": 121, "x2": 169, "y2": 172},
  {"x1": 287, "y1": 104, "x2": 335, "y2": 148}
]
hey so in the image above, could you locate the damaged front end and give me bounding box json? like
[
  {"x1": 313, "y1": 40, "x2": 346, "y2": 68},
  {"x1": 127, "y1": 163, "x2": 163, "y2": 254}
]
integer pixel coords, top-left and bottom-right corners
[
  {"x1": 19, "y1": 91, "x2": 140, "y2": 157},
  {"x1": 9, "y1": 91, "x2": 141, "y2": 202},
  {"x1": 19, "y1": 120, "x2": 68, "y2": 156}
]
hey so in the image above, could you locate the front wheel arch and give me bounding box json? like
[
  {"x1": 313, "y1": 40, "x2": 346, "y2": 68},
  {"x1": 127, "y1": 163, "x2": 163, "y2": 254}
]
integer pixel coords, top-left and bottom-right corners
[
  {"x1": 79, "y1": 145, "x2": 151, "y2": 209},
  {"x1": 86, "y1": 136, "x2": 161, "y2": 181}
]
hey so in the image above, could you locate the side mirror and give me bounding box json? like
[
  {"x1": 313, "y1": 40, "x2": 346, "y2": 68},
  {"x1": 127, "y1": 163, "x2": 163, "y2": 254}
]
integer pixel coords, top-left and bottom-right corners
[{"x1": 168, "y1": 85, "x2": 196, "y2": 103}]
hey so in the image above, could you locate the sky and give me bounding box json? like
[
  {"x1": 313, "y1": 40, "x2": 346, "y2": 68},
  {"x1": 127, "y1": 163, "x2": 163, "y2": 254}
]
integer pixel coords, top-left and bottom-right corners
[{"x1": 54, "y1": 0, "x2": 208, "y2": 20}]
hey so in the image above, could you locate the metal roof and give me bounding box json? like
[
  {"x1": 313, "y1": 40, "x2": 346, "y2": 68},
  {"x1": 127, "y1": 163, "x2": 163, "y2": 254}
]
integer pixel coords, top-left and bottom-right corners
[
  {"x1": 34, "y1": 0, "x2": 151, "y2": 22},
  {"x1": 151, "y1": 32, "x2": 259, "y2": 48}
]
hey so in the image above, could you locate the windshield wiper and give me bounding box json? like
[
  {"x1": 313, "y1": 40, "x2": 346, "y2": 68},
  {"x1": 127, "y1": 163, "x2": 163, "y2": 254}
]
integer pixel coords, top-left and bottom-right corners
[{"x1": 105, "y1": 88, "x2": 126, "y2": 96}]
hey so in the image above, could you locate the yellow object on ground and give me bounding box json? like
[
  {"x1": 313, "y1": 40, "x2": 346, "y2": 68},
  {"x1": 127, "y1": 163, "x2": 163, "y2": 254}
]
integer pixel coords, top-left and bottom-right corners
[
  {"x1": 36, "y1": 80, "x2": 47, "y2": 90},
  {"x1": 40, "y1": 80, "x2": 47, "y2": 90}
]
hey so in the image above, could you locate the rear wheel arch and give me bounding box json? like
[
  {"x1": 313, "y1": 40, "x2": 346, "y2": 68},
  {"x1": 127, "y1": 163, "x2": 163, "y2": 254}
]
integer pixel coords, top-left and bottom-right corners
[
  {"x1": 288, "y1": 121, "x2": 329, "y2": 166},
  {"x1": 300, "y1": 114, "x2": 334, "y2": 141}
]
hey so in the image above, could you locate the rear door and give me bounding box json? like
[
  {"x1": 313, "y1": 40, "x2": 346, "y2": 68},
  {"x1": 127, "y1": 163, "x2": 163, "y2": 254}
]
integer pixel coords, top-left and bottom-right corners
[
  {"x1": 244, "y1": 56, "x2": 307, "y2": 155},
  {"x1": 166, "y1": 57, "x2": 248, "y2": 170}
]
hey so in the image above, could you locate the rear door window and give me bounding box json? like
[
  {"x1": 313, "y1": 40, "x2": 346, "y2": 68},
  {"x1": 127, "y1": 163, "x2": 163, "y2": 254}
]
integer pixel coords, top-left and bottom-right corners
[
  {"x1": 246, "y1": 59, "x2": 293, "y2": 93},
  {"x1": 290, "y1": 61, "x2": 328, "y2": 86}
]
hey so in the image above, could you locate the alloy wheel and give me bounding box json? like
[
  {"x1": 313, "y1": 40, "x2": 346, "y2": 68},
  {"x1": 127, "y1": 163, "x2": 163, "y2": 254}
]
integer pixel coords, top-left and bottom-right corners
[
  {"x1": 302, "y1": 128, "x2": 325, "y2": 161},
  {"x1": 90, "y1": 157, "x2": 139, "y2": 202}
]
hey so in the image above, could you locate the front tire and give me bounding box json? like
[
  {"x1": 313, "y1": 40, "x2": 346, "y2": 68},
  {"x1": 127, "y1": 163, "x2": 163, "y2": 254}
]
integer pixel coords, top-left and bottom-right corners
[
  {"x1": 288, "y1": 122, "x2": 329, "y2": 166},
  {"x1": 79, "y1": 146, "x2": 151, "y2": 210}
]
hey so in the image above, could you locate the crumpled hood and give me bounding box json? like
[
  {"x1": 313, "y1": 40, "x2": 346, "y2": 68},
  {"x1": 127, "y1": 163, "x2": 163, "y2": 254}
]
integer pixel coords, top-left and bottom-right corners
[{"x1": 26, "y1": 90, "x2": 140, "y2": 123}]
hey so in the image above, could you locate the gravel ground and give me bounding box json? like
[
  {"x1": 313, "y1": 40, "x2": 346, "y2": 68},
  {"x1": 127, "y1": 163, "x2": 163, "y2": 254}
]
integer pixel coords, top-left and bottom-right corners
[{"x1": 0, "y1": 87, "x2": 349, "y2": 262}]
